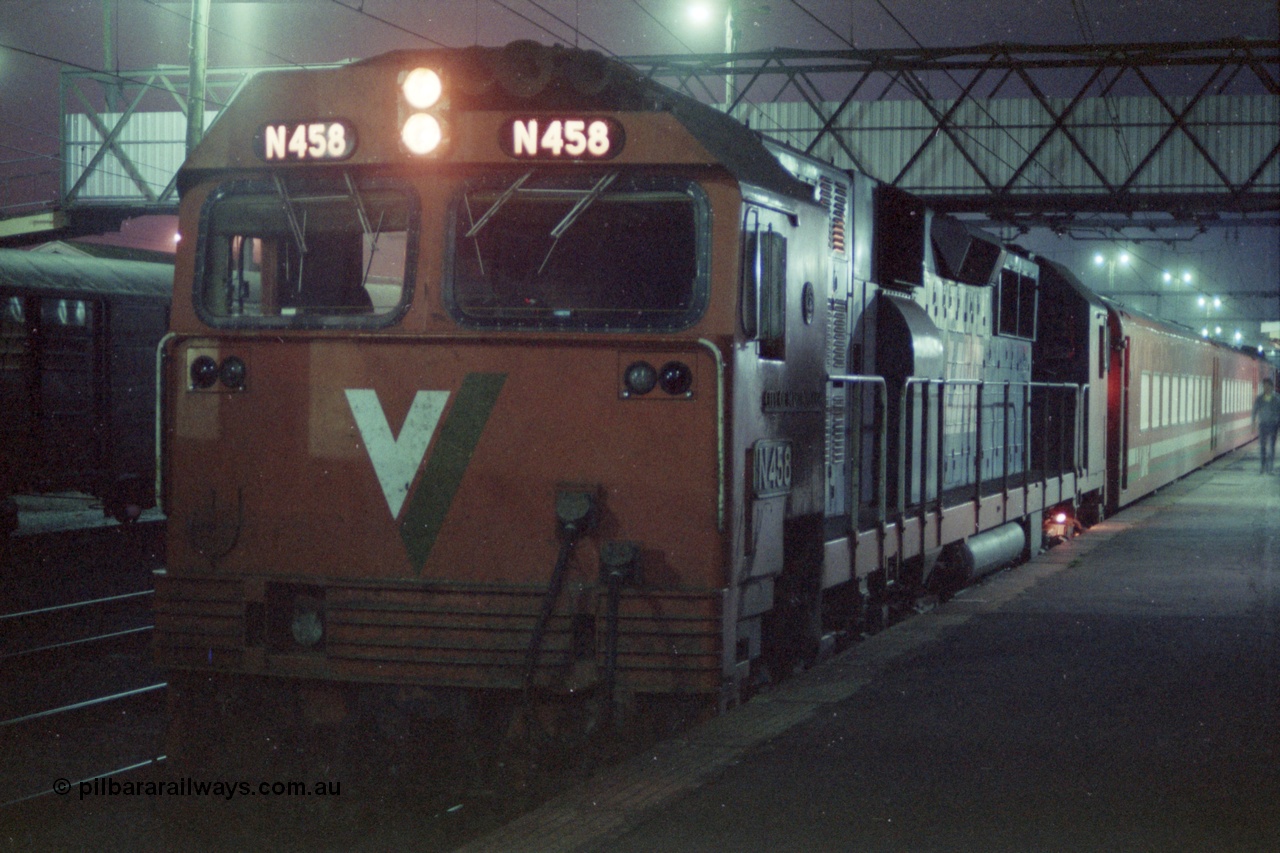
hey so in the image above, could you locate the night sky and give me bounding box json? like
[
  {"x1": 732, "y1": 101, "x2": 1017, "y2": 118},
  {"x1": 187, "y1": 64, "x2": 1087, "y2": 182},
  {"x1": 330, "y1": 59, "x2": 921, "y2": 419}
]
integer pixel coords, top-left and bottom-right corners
[{"x1": 1, "y1": 0, "x2": 1277, "y2": 337}]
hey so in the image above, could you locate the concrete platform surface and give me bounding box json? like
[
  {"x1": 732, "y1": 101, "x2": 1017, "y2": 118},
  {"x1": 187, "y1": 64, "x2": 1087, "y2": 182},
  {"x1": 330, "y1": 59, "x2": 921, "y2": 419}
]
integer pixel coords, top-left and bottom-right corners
[
  {"x1": 463, "y1": 447, "x2": 1280, "y2": 853},
  {"x1": 9, "y1": 491, "x2": 163, "y2": 536}
]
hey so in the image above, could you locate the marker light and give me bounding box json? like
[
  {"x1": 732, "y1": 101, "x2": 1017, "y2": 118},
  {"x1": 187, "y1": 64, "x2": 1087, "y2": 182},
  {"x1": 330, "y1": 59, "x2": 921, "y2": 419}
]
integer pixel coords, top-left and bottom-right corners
[
  {"x1": 190, "y1": 355, "x2": 218, "y2": 389},
  {"x1": 624, "y1": 361, "x2": 658, "y2": 396},
  {"x1": 658, "y1": 361, "x2": 693, "y2": 396},
  {"x1": 402, "y1": 67, "x2": 442, "y2": 109},
  {"x1": 219, "y1": 355, "x2": 247, "y2": 390},
  {"x1": 401, "y1": 113, "x2": 443, "y2": 155}
]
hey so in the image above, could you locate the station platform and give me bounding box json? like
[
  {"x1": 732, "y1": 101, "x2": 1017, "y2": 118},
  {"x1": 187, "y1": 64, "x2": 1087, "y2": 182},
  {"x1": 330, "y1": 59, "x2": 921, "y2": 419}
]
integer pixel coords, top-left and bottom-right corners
[
  {"x1": 6, "y1": 491, "x2": 164, "y2": 537},
  {"x1": 461, "y1": 447, "x2": 1280, "y2": 852}
]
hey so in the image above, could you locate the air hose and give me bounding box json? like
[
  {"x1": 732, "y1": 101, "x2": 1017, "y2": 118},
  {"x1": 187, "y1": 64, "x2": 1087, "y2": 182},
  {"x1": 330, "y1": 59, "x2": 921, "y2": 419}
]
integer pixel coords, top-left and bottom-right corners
[{"x1": 519, "y1": 490, "x2": 596, "y2": 730}]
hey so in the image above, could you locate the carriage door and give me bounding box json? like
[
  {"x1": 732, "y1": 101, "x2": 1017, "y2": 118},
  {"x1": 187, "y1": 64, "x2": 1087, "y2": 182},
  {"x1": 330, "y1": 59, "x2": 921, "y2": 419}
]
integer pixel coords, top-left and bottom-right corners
[{"x1": 1118, "y1": 336, "x2": 1131, "y2": 491}]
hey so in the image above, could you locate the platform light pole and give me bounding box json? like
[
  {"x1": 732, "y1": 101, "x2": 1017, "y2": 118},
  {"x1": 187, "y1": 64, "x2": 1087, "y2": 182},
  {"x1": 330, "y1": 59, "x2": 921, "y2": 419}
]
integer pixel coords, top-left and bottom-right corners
[
  {"x1": 1093, "y1": 250, "x2": 1131, "y2": 291},
  {"x1": 185, "y1": 0, "x2": 211, "y2": 155},
  {"x1": 687, "y1": 1, "x2": 739, "y2": 108},
  {"x1": 687, "y1": 2, "x2": 769, "y2": 111}
]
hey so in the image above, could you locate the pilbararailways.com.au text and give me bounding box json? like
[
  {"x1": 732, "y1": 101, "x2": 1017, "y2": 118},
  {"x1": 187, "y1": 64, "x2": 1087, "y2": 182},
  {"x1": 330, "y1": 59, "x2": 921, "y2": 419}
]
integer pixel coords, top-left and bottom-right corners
[{"x1": 58, "y1": 776, "x2": 341, "y2": 801}]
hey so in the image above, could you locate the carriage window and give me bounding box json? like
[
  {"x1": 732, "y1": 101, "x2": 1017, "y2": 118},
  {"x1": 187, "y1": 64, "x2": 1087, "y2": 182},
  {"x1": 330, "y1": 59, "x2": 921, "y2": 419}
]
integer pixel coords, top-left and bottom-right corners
[
  {"x1": 196, "y1": 175, "x2": 416, "y2": 327},
  {"x1": 447, "y1": 171, "x2": 707, "y2": 331}
]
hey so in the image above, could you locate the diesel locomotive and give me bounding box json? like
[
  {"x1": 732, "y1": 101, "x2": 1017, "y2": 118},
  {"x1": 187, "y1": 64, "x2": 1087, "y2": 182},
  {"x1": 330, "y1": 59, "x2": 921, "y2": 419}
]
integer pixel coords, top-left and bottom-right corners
[{"x1": 152, "y1": 42, "x2": 1268, "y2": 757}]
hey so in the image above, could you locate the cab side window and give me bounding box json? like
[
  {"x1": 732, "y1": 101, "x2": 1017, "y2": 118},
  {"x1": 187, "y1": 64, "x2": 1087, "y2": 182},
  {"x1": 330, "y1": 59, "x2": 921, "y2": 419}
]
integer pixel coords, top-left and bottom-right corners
[{"x1": 742, "y1": 224, "x2": 787, "y2": 360}]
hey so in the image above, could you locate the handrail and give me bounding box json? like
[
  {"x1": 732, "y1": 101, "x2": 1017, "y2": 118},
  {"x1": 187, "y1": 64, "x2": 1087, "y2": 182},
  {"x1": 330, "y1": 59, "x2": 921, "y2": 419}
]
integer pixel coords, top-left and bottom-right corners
[
  {"x1": 892, "y1": 377, "x2": 1086, "y2": 580},
  {"x1": 697, "y1": 339, "x2": 727, "y2": 531},
  {"x1": 154, "y1": 331, "x2": 177, "y2": 515},
  {"x1": 825, "y1": 373, "x2": 1085, "y2": 584}
]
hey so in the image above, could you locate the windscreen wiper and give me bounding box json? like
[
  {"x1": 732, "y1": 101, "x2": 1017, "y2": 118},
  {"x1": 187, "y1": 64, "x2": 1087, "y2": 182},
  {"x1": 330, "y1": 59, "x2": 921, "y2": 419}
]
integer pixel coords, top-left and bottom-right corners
[
  {"x1": 464, "y1": 170, "x2": 533, "y2": 239},
  {"x1": 345, "y1": 172, "x2": 384, "y2": 289},
  {"x1": 273, "y1": 173, "x2": 307, "y2": 256},
  {"x1": 538, "y1": 172, "x2": 617, "y2": 275},
  {"x1": 549, "y1": 172, "x2": 617, "y2": 240}
]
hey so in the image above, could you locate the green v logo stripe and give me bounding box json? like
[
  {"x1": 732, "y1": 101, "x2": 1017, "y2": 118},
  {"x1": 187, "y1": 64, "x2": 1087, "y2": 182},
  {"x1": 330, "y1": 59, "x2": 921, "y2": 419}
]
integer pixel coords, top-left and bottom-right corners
[{"x1": 399, "y1": 372, "x2": 506, "y2": 573}]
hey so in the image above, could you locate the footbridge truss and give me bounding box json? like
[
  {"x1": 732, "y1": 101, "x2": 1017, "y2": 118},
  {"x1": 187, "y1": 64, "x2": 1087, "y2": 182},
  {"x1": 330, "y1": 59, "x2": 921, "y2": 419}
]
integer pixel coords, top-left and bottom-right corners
[{"x1": 1, "y1": 39, "x2": 1277, "y2": 243}]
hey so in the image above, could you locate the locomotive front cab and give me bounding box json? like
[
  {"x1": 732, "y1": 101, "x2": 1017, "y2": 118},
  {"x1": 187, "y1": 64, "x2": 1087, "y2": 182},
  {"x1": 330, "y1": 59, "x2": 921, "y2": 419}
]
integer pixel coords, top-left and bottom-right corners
[{"x1": 154, "y1": 46, "x2": 791, "y2": 753}]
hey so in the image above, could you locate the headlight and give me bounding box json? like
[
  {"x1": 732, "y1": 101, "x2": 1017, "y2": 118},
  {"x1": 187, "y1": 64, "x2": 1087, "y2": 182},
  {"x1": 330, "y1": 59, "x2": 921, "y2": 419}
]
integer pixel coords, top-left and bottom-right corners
[
  {"x1": 401, "y1": 113, "x2": 443, "y2": 155},
  {"x1": 399, "y1": 66, "x2": 448, "y2": 156},
  {"x1": 402, "y1": 67, "x2": 442, "y2": 109}
]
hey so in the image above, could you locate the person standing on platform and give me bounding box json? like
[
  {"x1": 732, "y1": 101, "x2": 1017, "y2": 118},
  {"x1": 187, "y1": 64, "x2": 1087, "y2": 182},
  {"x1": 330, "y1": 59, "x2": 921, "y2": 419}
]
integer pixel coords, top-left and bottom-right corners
[{"x1": 1252, "y1": 378, "x2": 1280, "y2": 473}]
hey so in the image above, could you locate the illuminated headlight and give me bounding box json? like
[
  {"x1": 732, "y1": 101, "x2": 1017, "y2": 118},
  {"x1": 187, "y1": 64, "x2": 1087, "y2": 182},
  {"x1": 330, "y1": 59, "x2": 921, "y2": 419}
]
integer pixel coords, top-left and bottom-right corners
[
  {"x1": 402, "y1": 67, "x2": 443, "y2": 109},
  {"x1": 401, "y1": 113, "x2": 443, "y2": 155},
  {"x1": 399, "y1": 65, "x2": 447, "y2": 156}
]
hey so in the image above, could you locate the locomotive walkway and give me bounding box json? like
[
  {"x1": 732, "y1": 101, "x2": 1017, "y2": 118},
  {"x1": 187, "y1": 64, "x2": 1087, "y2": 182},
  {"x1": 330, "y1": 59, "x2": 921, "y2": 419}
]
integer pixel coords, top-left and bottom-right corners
[{"x1": 461, "y1": 445, "x2": 1280, "y2": 853}]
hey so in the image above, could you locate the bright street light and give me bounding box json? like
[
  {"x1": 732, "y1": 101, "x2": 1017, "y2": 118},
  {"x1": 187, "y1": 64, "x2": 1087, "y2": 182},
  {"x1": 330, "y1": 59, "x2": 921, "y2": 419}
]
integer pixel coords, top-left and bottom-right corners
[
  {"x1": 1093, "y1": 250, "x2": 1130, "y2": 290},
  {"x1": 687, "y1": 2, "x2": 715, "y2": 25}
]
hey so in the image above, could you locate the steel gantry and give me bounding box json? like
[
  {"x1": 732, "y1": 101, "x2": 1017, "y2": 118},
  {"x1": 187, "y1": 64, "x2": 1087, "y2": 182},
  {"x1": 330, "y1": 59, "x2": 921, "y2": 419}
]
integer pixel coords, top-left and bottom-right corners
[
  {"x1": 623, "y1": 38, "x2": 1280, "y2": 231},
  {"x1": 1, "y1": 39, "x2": 1276, "y2": 245}
]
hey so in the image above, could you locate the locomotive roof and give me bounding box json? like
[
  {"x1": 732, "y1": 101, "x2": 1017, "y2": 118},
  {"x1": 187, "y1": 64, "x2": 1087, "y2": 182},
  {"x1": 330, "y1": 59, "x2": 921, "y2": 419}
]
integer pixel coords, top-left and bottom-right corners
[
  {"x1": 180, "y1": 42, "x2": 814, "y2": 205},
  {"x1": 0, "y1": 249, "x2": 173, "y2": 301}
]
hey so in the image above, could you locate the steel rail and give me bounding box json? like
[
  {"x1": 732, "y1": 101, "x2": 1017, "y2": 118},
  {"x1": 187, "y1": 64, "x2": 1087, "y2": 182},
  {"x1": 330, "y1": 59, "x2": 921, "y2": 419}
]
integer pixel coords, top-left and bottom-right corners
[
  {"x1": 1, "y1": 756, "x2": 167, "y2": 809},
  {"x1": 0, "y1": 625, "x2": 154, "y2": 661},
  {"x1": 0, "y1": 683, "x2": 166, "y2": 729},
  {"x1": 0, "y1": 589, "x2": 153, "y2": 622}
]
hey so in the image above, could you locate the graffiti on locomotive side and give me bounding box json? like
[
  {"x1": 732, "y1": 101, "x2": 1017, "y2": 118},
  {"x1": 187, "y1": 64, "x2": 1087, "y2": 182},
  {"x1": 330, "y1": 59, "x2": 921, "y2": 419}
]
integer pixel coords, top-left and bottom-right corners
[{"x1": 753, "y1": 439, "x2": 793, "y2": 498}]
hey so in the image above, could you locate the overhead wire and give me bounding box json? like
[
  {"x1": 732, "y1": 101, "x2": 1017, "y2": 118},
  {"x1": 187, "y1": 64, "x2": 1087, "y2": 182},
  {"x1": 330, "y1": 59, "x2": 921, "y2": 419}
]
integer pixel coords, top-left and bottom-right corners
[
  {"x1": 325, "y1": 0, "x2": 450, "y2": 47},
  {"x1": 507, "y1": 0, "x2": 617, "y2": 57},
  {"x1": 1069, "y1": 0, "x2": 1137, "y2": 179},
  {"x1": 627, "y1": 0, "x2": 698, "y2": 54}
]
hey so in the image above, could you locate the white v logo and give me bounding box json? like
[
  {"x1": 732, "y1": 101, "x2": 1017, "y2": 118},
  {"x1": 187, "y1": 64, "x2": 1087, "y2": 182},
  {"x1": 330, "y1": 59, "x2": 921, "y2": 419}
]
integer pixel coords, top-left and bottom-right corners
[{"x1": 345, "y1": 389, "x2": 450, "y2": 518}]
